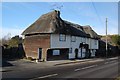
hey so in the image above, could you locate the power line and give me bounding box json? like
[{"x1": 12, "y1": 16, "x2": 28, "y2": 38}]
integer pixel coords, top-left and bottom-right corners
[{"x1": 91, "y1": 0, "x2": 103, "y2": 25}]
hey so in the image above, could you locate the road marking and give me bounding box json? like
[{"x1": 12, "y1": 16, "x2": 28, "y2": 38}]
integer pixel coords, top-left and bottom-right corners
[
  {"x1": 81, "y1": 65, "x2": 97, "y2": 69},
  {"x1": 74, "y1": 68, "x2": 82, "y2": 71},
  {"x1": 104, "y1": 62, "x2": 109, "y2": 64},
  {"x1": 30, "y1": 73, "x2": 58, "y2": 80},
  {"x1": 74, "y1": 65, "x2": 97, "y2": 72}
]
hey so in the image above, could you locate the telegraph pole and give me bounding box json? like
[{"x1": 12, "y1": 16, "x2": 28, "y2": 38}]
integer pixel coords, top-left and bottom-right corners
[{"x1": 106, "y1": 18, "x2": 108, "y2": 58}]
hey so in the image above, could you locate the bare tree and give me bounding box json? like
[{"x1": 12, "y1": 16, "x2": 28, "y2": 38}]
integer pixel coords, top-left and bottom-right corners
[{"x1": 2, "y1": 33, "x2": 11, "y2": 46}]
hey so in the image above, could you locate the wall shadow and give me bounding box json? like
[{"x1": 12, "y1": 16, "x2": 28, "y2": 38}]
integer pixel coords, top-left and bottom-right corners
[
  {"x1": 96, "y1": 40, "x2": 120, "y2": 58},
  {"x1": 2, "y1": 43, "x2": 25, "y2": 67},
  {"x1": 47, "y1": 49, "x2": 69, "y2": 61}
]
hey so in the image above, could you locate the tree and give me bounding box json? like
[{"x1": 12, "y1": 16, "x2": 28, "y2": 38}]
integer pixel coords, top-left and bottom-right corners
[
  {"x1": 2, "y1": 33, "x2": 11, "y2": 46},
  {"x1": 8, "y1": 35, "x2": 21, "y2": 47},
  {"x1": 111, "y1": 35, "x2": 120, "y2": 47}
]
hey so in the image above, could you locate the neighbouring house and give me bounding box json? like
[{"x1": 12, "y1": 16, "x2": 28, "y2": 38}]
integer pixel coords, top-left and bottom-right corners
[{"x1": 22, "y1": 10, "x2": 100, "y2": 61}]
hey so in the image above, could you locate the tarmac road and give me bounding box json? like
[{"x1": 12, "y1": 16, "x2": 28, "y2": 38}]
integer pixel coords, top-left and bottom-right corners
[{"x1": 2, "y1": 57, "x2": 120, "y2": 80}]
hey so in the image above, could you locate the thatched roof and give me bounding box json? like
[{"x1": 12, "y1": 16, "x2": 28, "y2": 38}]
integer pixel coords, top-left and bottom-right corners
[
  {"x1": 82, "y1": 25, "x2": 100, "y2": 39},
  {"x1": 22, "y1": 10, "x2": 99, "y2": 39}
]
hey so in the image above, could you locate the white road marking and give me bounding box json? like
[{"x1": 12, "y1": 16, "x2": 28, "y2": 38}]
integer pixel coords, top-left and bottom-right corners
[
  {"x1": 74, "y1": 68, "x2": 82, "y2": 71},
  {"x1": 74, "y1": 65, "x2": 97, "y2": 72},
  {"x1": 30, "y1": 73, "x2": 58, "y2": 80},
  {"x1": 104, "y1": 62, "x2": 109, "y2": 64},
  {"x1": 81, "y1": 65, "x2": 97, "y2": 69}
]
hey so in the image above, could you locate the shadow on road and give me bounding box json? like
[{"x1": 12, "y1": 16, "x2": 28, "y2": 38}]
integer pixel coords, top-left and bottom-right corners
[{"x1": 2, "y1": 59, "x2": 14, "y2": 67}]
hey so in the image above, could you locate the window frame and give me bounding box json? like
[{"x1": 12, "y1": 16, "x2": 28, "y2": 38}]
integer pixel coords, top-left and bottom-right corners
[
  {"x1": 71, "y1": 36, "x2": 76, "y2": 42},
  {"x1": 53, "y1": 50, "x2": 60, "y2": 56},
  {"x1": 59, "y1": 34, "x2": 66, "y2": 41}
]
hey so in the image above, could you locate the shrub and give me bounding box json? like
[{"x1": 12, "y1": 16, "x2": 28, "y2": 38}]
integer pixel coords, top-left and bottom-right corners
[{"x1": 27, "y1": 57, "x2": 33, "y2": 61}]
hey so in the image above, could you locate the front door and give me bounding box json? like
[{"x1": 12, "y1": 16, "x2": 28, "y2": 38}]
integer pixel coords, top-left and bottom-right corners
[
  {"x1": 75, "y1": 48, "x2": 78, "y2": 59},
  {"x1": 38, "y1": 48, "x2": 42, "y2": 59}
]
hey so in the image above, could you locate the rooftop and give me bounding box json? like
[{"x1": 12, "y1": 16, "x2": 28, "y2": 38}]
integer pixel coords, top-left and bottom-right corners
[{"x1": 22, "y1": 10, "x2": 99, "y2": 39}]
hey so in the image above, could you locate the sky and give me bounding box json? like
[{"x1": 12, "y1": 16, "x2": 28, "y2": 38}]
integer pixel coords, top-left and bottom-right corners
[
  {"x1": 118, "y1": 2, "x2": 120, "y2": 35},
  {"x1": 1, "y1": 2, "x2": 118, "y2": 38}
]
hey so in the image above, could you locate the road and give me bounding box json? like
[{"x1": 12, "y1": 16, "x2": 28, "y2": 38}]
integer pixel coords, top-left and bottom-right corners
[{"x1": 2, "y1": 57, "x2": 120, "y2": 80}]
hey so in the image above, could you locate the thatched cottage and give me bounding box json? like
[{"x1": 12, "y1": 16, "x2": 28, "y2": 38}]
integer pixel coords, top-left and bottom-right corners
[{"x1": 22, "y1": 10, "x2": 100, "y2": 61}]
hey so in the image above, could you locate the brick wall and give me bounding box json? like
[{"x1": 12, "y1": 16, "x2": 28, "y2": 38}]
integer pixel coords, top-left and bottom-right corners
[{"x1": 23, "y1": 34, "x2": 50, "y2": 59}]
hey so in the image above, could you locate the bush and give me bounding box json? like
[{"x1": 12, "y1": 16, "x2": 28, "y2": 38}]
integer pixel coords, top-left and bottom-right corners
[
  {"x1": 27, "y1": 57, "x2": 33, "y2": 61},
  {"x1": 23, "y1": 57, "x2": 27, "y2": 59}
]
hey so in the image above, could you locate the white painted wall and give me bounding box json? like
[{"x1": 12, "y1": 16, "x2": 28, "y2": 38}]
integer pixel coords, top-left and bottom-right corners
[
  {"x1": 50, "y1": 34, "x2": 99, "y2": 59},
  {"x1": 67, "y1": 36, "x2": 82, "y2": 59},
  {"x1": 90, "y1": 39, "x2": 98, "y2": 49},
  {"x1": 69, "y1": 50, "x2": 75, "y2": 59},
  {"x1": 78, "y1": 48, "x2": 82, "y2": 58},
  {"x1": 50, "y1": 34, "x2": 70, "y2": 48},
  {"x1": 82, "y1": 49, "x2": 86, "y2": 58}
]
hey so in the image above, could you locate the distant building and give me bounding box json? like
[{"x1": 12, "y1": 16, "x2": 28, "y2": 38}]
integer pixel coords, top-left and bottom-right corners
[{"x1": 22, "y1": 10, "x2": 100, "y2": 61}]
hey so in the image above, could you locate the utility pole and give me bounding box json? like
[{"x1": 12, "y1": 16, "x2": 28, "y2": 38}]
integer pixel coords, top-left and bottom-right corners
[{"x1": 106, "y1": 18, "x2": 108, "y2": 58}]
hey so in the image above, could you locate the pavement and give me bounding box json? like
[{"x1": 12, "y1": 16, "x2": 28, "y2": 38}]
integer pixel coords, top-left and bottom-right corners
[
  {"x1": 37, "y1": 57, "x2": 118, "y2": 66},
  {"x1": 48, "y1": 58, "x2": 104, "y2": 66}
]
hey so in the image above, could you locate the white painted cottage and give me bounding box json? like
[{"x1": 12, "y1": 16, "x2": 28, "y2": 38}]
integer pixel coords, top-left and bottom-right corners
[{"x1": 22, "y1": 10, "x2": 100, "y2": 61}]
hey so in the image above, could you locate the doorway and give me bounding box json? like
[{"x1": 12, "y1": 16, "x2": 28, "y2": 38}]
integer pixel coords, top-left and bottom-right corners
[
  {"x1": 38, "y1": 48, "x2": 42, "y2": 59},
  {"x1": 75, "y1": 48, "x2": 78, "y2": 59}
]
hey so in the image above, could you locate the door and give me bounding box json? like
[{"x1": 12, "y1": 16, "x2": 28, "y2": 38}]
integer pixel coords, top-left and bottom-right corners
[
  {"x1": 75, "y1": 48, "x2": 78, "y2": 59},
  {"x1": 38, "y1": 48, "x2": 42, "y2": 59}
]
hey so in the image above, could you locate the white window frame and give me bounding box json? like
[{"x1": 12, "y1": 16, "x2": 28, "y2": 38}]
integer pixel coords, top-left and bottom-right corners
[
  {"x1": 53, "y1": 50, "x2": 60, "y2": 55},
  {"x1": 59, "y1": 34, "x2": 66, "y2": 41},
  {"x1": 71, "y1": 36, "x2": 76, "y2": 42},
  {"x1": 81, "y1": 37, "x2": 86, "y2": 43}
]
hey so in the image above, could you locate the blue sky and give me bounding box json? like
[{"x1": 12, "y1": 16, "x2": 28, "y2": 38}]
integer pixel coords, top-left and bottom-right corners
[{"x1": 1, "y1": 2, "x2": 118, "y2": 38}]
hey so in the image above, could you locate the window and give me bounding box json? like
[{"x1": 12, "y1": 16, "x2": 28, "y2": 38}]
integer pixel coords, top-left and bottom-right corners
[
  {"x1": 53, "y1": 50, "x2": 60, "y2": 55},
  {"x1": 81, "y1": 37, "x2": 86, "y2": 43},
  {"x1": 59, "y1": 34, "x2": 66, "y2": 41},
  {"x1": 83, "y1": 38, "x2": 86, "y2": 43},
  {"x1": 71, "y1": 36, "x2": 76, "y2": 42}
]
